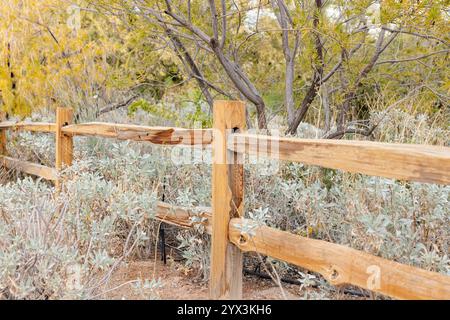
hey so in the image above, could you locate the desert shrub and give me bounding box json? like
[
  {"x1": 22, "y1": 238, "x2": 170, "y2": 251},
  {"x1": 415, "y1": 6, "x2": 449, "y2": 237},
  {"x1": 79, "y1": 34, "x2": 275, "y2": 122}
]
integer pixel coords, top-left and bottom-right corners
[
  {"x1": 243, "y1": 162, "x2": 449, "y2": 294},
  {"x1": 0, "y1": 165, "x2": 160, "y2": 299},
  {"x1": 371, "y1": 109, "x2": 449, "y2": 145}
]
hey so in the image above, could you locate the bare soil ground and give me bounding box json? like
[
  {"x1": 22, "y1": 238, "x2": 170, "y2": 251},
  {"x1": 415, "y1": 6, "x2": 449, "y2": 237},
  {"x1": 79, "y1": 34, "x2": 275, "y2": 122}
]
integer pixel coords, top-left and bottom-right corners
[
  {"x1": 101, "y1": 259, "x2": 366, "y2": 300},
  {"x1": 103, "y1": 259, "x2": 299, "y2": 300}
]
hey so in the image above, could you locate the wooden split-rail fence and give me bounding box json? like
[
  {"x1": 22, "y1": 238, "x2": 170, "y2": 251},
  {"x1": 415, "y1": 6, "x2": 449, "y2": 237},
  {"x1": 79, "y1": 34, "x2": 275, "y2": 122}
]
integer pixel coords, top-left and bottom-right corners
[{"x1": 1, "y1": 101, "x2": 450, "y2": 300}]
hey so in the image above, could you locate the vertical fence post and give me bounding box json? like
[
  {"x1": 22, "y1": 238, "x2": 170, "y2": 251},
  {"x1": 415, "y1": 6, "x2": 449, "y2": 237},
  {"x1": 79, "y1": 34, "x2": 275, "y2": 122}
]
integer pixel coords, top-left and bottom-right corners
[
  {"x1": 55, "y1": 107, "x2": 73, "y2": 190},
  {"x1": 0, "y1": 111, "x2": 6, "y2": 155},
  {"x1": 210, "y1": 100, "x2": 246, "y2": 299}
]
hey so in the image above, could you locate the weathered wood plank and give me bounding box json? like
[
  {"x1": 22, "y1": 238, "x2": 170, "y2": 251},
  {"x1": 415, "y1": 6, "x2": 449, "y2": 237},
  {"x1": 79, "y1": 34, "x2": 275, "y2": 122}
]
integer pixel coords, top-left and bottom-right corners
[
  {"x1": 61, "y1": 122, "x2": 213, "y2": 145},
  {"x1": 154, "y1": 205, "x2": 450, "y2": 300},
  {"x1": 155, "y1": 202, "x2": 212, "y2": 233},
  {"x1": 210, "y1": 100, "x2": 246, "y2": 299},
  {"x1": 229, "y1": 218, "x2": 450, "y2": 300},
  {"x1": 55, "y1": 108, "x2": 73, "y2": 191},
  {"x1": 0, "y1": 155, "x2": 58, "y2": 181},
  {"x1": 55, "y1": 108, "x2": 73, "y2": 170},
  {"x1": 0, "y1": 121, "x2": 56, "y2": 133},
  {"x1": 228, "y1": 133, "x2": 450, "y2": 185}
]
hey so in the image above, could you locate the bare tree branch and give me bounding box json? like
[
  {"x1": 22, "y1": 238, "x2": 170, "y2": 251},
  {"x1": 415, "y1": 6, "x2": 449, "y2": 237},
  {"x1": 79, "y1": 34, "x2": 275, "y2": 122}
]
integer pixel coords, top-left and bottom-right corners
[
  {"x1": 324, "y1": 127, "x2": 375, "y2": 139},
  {"x1": 208, "y1": 0, "x2": 220, "y2": 41},
  {"x1": 376, "y1": 49, "x2": 449, "y2": 65},
  {"x1": 191, "y1": 74, "x2": 236, "y2": 100},
  {"x1": 163, "y1": 0, "x2": 212, "y2": 44},
  {"x1": 220, "y1": 0, "x2": 227, "y2": 48},
  {"x1": 271, "y1": 0, "x2": 301, "y2": 126},
  {"x1": 324, "y1": 84, "x2": 425, "y2": 139},
  {"x1": 286, "y1": 0, "x2": 324, "y2": 135},
  {"x1": 166, "y1": 28, "x2": 215, "y2": 109},
  {"x1": 98, "y1": 94, "x2": 139, "y2": 116},
  {"x1": 157, "y1": 0, "x2": 267, "y2": 128},
  {"x1": 336, "y1": 28, "x2": 399, "y2": 130},
  {"x1": 381, "y1": 26, "x2": 450, "y2": 47}
]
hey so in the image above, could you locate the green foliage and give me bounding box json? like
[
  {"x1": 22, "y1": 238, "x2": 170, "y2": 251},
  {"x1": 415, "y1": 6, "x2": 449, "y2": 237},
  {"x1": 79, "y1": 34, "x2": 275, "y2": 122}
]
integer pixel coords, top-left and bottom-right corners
[
  {"x1": 128, "y1": 98, "x2": 178, "y2": 123},
  {"x1": 182, "y1": 89, "x2": 212, "y2": 128},
  {"x1": 263, "y1": 89, "x2": 284, "y2": 112}
]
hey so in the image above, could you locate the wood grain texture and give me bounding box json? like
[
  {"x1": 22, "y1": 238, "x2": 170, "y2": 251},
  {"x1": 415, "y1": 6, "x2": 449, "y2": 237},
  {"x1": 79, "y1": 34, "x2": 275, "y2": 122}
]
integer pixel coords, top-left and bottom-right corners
[
  {"x1": 0, "y1": 112, "x2": 6, "y2": 155},
  {"x1": 61, "y1": 122, "x2": 213, "y2": 145},
  {"x1": 55, "y1": 108, "x2": 73, "y2": 191},
  {"x1": 55, "y1": 108, "x2": 73, "y2": 170},
  {"x1": 210, "y1": 100, "x2": 246, "y2": 300},
  {"x1": 155, "y1": 201, "x2": 211, "y2": 233},
  {"x1": 228, "y1": 133, "x2": 450, "y2": 185},
  {"x1": 229, "y1": 218, "x2": 450, "y2": 300},
  {"x1": 0, "y1": 121, "x2": 55, "y2": 133},
  {"x1": 0, "y1": 155, "x2": 58, "y2": 181}
]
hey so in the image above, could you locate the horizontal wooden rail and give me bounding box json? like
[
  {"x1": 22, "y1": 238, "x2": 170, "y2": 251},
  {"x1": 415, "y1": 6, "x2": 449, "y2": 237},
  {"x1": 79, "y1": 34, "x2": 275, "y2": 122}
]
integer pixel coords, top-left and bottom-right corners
[
  {"x1": 228, "y1": 133, "x2": 450, "y2": 185},
  {"x1": 137, "y1": 203, "x2": 450, "y2": 300},
  {"x1": 61, "y1": 122, "x2": 213, "y2": 145},
  {"x1": 136, "y1": 201, "x2": 450, "y2": 300},
  {"x1": 155, "y1": 202, "x2": 212, "y2": 233},
  {"x1": 0, "y1": 121, "x2": 56, "y2": 133},
  {"x1": 0, "y1": 155, "x2": 58, "y2": 181},
  {"x1": 229, "y1": 218, "x2": 450, "y2": 300}
]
